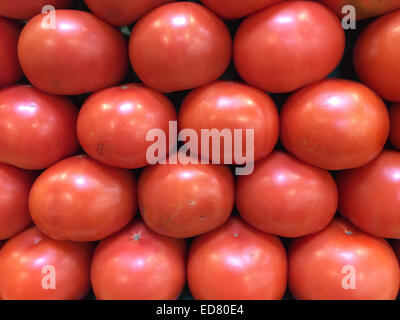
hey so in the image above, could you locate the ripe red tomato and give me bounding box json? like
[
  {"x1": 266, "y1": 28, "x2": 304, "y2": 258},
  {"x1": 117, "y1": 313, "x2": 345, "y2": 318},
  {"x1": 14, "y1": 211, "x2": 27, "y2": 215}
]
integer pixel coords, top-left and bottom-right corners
[
  {"x1": 289, "y1": 218, "x2": 400, "y2": 300},
  {"x1": 0, "y1": 17, "x2": 22, "y2": 88},
  {"x1": 317, "y1": 0, "x2": 400, "y2": 20},
  {"x1": 77, "y1": 84, "x2": 177, "y2": 169},
  {"x1": 91, "y1": 220, "x2": 186, "y2": 300},
  {"x1": 84, "y1": 0, "x2": 175, "y2": 26},
  {"x1": 337, "y1": 150, "x2": 400, "y2": 239},
  {"x1": 138, "y1": 158, "x2": 235, "y2": 238},
  {"x1": 354, "y1": 10, "x2": 400, "y2": 102},
  {"x1": 0, "y1": 164, "x2": 36, "y2": 240},
  {"x1": 129, "y1": 2, "x2": 232, "y2": 93},
  {"x1": 179, "y1": 81, "x2": 279, "y2": 164},
  {"x1": 0, "y1": 227, "x2": 93, "y2": 300},
  {"x1": 0, "y1": 0, "x2": 72, "y2": 20},
  {"x1": 18, "y1": 10, "x2": 128, "y2": 95},
  {"x1": 236, "y1": 151, "x2": 338, "y2": 238},
  {"x1": 29, "y1": 155, "x2": 137, "y2": 242},
  {"x1": 280, "y1": 79, "x2": 390, "y2": 170},
  {"x1": 389, "y1": 103, "x2": 400, "y2": 150},
  {"x1": 234, "y1": 1, "x2": 345, "y2": 93},
  {"x1": 0, "y1": 85, "x2": 79, "y2": 170},
  {"x1": 200, "y1": 0, "x2": 285, "y2": 19},
  {"x1": 188, "y1": 216, "x2": 287, "y2": 300}
]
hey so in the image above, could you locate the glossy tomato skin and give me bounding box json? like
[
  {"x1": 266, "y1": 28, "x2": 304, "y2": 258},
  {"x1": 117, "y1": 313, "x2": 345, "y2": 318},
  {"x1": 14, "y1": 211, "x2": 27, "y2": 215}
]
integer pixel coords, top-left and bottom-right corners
[
  {"x1": 29, "y1": 155, "x2": 137, "y2": 242},
  {"x1": 0, "y1": 0, "x2": 72, "y2": 20},
  {"x1": 18, "y1": 10, "x2": 128, "y2": 95},
  {"x1": 179, "y1": 81, "x2": 279, "y2": 164},
  {"x1": 354, "y1": 10, "x2": 400, "y2": 102},
  {"x1": 200, "y1": 0, "x2": 285, "y2": 19},
  {"x1": 0, "y1": 164, "x2": 36, "y2": 240},
  {"x1": 236, "y1": 151, "x2": 338, "y2": 238},
  {"x1": 0, "y1": 85, "x2": 79, "y2": 170},
  {"x1": 234, "y1": 1, "x2": 345, "y2": 93},
  {"x1": 138, "y1": 158, "x2": 235, "y2": 238},
  {"x1": 129, "y1": 2, "x2": 232, "y2": 93},
  {"x1": 280, "y1": 79, "x2": 390, "y2": 170},
  {"x1": 317, "y1": 0, "x2": 400, "y2": 20},
  {"x1": 0, "y1": 17, "x2": 22, "y2": 88},
  {"x1": 337, "y1": 150, "x2": 400, "y2": 239},
  {"x1": 188, "y1": 216, "x2": 287, "y2": 300},
  {"x1": 91, "y1": 220, "x2": 186, "y2": 300},
  {"x1": 77, "y1": 84, "x2": 177, "y2": 169},
  {"x1": 84, "y1": 0, "x2": 175, "y2": 26},
  {"x1": 289, "y1": 218, "x2": 400, "y2": 300},
  {"x1": 389, "y1": 104, "x2": 400, "y2": 150},
  {"x1": 0, "y1": 227, "x2": 93, "y2": 300}
]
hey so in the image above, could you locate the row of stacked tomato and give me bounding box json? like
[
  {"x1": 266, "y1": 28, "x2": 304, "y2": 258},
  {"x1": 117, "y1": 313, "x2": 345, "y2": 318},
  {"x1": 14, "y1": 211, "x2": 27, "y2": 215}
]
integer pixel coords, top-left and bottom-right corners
[{"x1": 1, "y1": 0, "x2": 400, "y2": 300}]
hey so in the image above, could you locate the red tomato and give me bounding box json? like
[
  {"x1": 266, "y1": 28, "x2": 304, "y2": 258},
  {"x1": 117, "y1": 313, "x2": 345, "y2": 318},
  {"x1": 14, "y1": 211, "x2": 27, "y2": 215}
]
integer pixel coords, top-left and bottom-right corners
[
  {"x1": 0, "y1": 0, "x2": 72, "y2": 20},
  {"x1": 18, "y1": 10, "x2": 128, "y2": 95},
  {"x1": 179, "y1": 81, "x2": 279, "y2": 164},
  {"x1": 317, "y1": 0, "x2": 400, "y2": 20},
  {"x1": 84, "y1": 0, "x2": 175, "y2": 26},
  {"x1": 188, "y1": 216, "x2": 287, "y2": 300},
  {"x1": 0, "y1": 17, "x2": 22, "y2": 88},
  {"x1": 200, "y1": 0, "x2": 285, "y2": 19},
  {"x1": 236, "y1": 151, "x2": 338, "y2": 238},
  {"x1": 233, "y1": 1, "x2": 345, "y2": 93},
  {"x1": 0, "y1": 164, "x2": 36, "y2": 240},
  {"x1": 91, "y1": 220, "x2": 186, "y2": 300},
  {"x1": 289, "y1": 218, "x2": 400, "y2": 300},
  {"x1": 354, "y1": 10, "x2": 400, "y2": 102},
  {"x1": 0, "y1": 227, "x2": 93, "y2": 300},
  {"x1": 389, "y1": 103, "x2": 400, "y2": 150},
  {"x1": 138, "y1": 157, "x2": 235, "y2": 238},
  {"x1": 280, "y1": 79, "x2": 390, "y2": 170},
  {"x1": 0, "y1": 85, "x2": 79, "y2": 170},
  {"x1": 129, "y1": 2, "x2": 232, "y2": 93},
  {"x1": 77, "y1": 84, "x2": 177, "y2": 169},
  {"x1": 337, "y1": 150, "x2": 400, "y2": 239},
  {"x1": 29, "y1": 155, "x2": 137, "y2": 242}
]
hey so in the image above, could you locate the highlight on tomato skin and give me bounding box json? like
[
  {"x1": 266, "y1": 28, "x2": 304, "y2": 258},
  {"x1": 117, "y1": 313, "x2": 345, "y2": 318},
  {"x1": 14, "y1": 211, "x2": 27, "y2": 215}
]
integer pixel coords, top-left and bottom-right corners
[
  {"x1": 288, "y1": 218, "x2": 400, "y2": 300},
  {"x1": 91, "y1": 220, "x2": 187, "y2": 300},
  {"x1": 187, "y1": 216, "x2": 287, "y2": 300},
  {"x1": 317, "y1": 0, "x2": 400, "y2": 20},
  {"x1": 0, "y1": 226, "x2": 94, "y2": 300}
]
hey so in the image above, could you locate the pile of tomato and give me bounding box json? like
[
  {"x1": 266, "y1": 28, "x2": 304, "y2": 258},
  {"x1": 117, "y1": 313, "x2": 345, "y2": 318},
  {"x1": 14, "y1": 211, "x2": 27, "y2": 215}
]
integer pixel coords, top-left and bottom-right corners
[{"x1": 1, "y1": 0, "x2": 400, "y2": 301}]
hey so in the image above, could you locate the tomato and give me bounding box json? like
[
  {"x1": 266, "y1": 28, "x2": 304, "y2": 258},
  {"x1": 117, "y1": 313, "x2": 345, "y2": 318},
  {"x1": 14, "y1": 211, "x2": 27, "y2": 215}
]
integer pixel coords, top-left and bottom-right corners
[
  {"x1": 129, "y1": 2, "x2": 232, "y2": 93},
  {"x1": 91, "y1": 220, "x2": 186, "y2": 300},
  {"x1": 0, "y1": 164, "x2": 36, "y2": 240},
  {"x1": 289, "y1": 218, "x2": 400, "y2": 300},
  {"x1": 138, "y1": 157, "x2": 235, "y2": 238},
  {"x1": 188, "y1": 216, "x2": 287, "y2": 300},
  {"x1": 0, "y1": 85, "x2": 79, "y2": 170},
  {"x1": 0, "y1": 227, "x2": 93, "y2": 300},
  {"x1": 179, "y1": 81, "x2": 279, "y2": 164},
  {"x1": 77, "y1": 84, "x2": 177, "y2": 169},
  {"x1": 200, "y1": 0, "x2": 285, "y2": 19},
  {"x1": 354, "y1": 10, "x2": 400, "y2": 102},
  {"x1": 0, "y1": 17, "x2": 22, "y2": 89},
  {"x1": 29, "y1": 155, "x2": 137, "y2": 242},
  {"x1": 236, "y1": 151, "x2": 338, "y2": 238},
  {"x1": 336, "y1": 150, "x2": 400, "y2": 239},
  {"x1": 18, "y1": 10, "x2": 128, "y2": 95},
  {"x1": 84, "y1": 0, "x2": 175, "y2": 26},
  {"x1": 317, "y1": 0, "x2": 400, "y2": 20},
  {"x1": 280, "y1": 79, "x2": 389, "y2": 170},
  {"x1": 233, "y1": 1, "x2": 345, "y2": 93},
  {"x1": 389, "y1": 103, "x2": 400, "y2": 150},
  {"x1": 0, "y1": 0, "x2": 72, "y2": 20}
]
